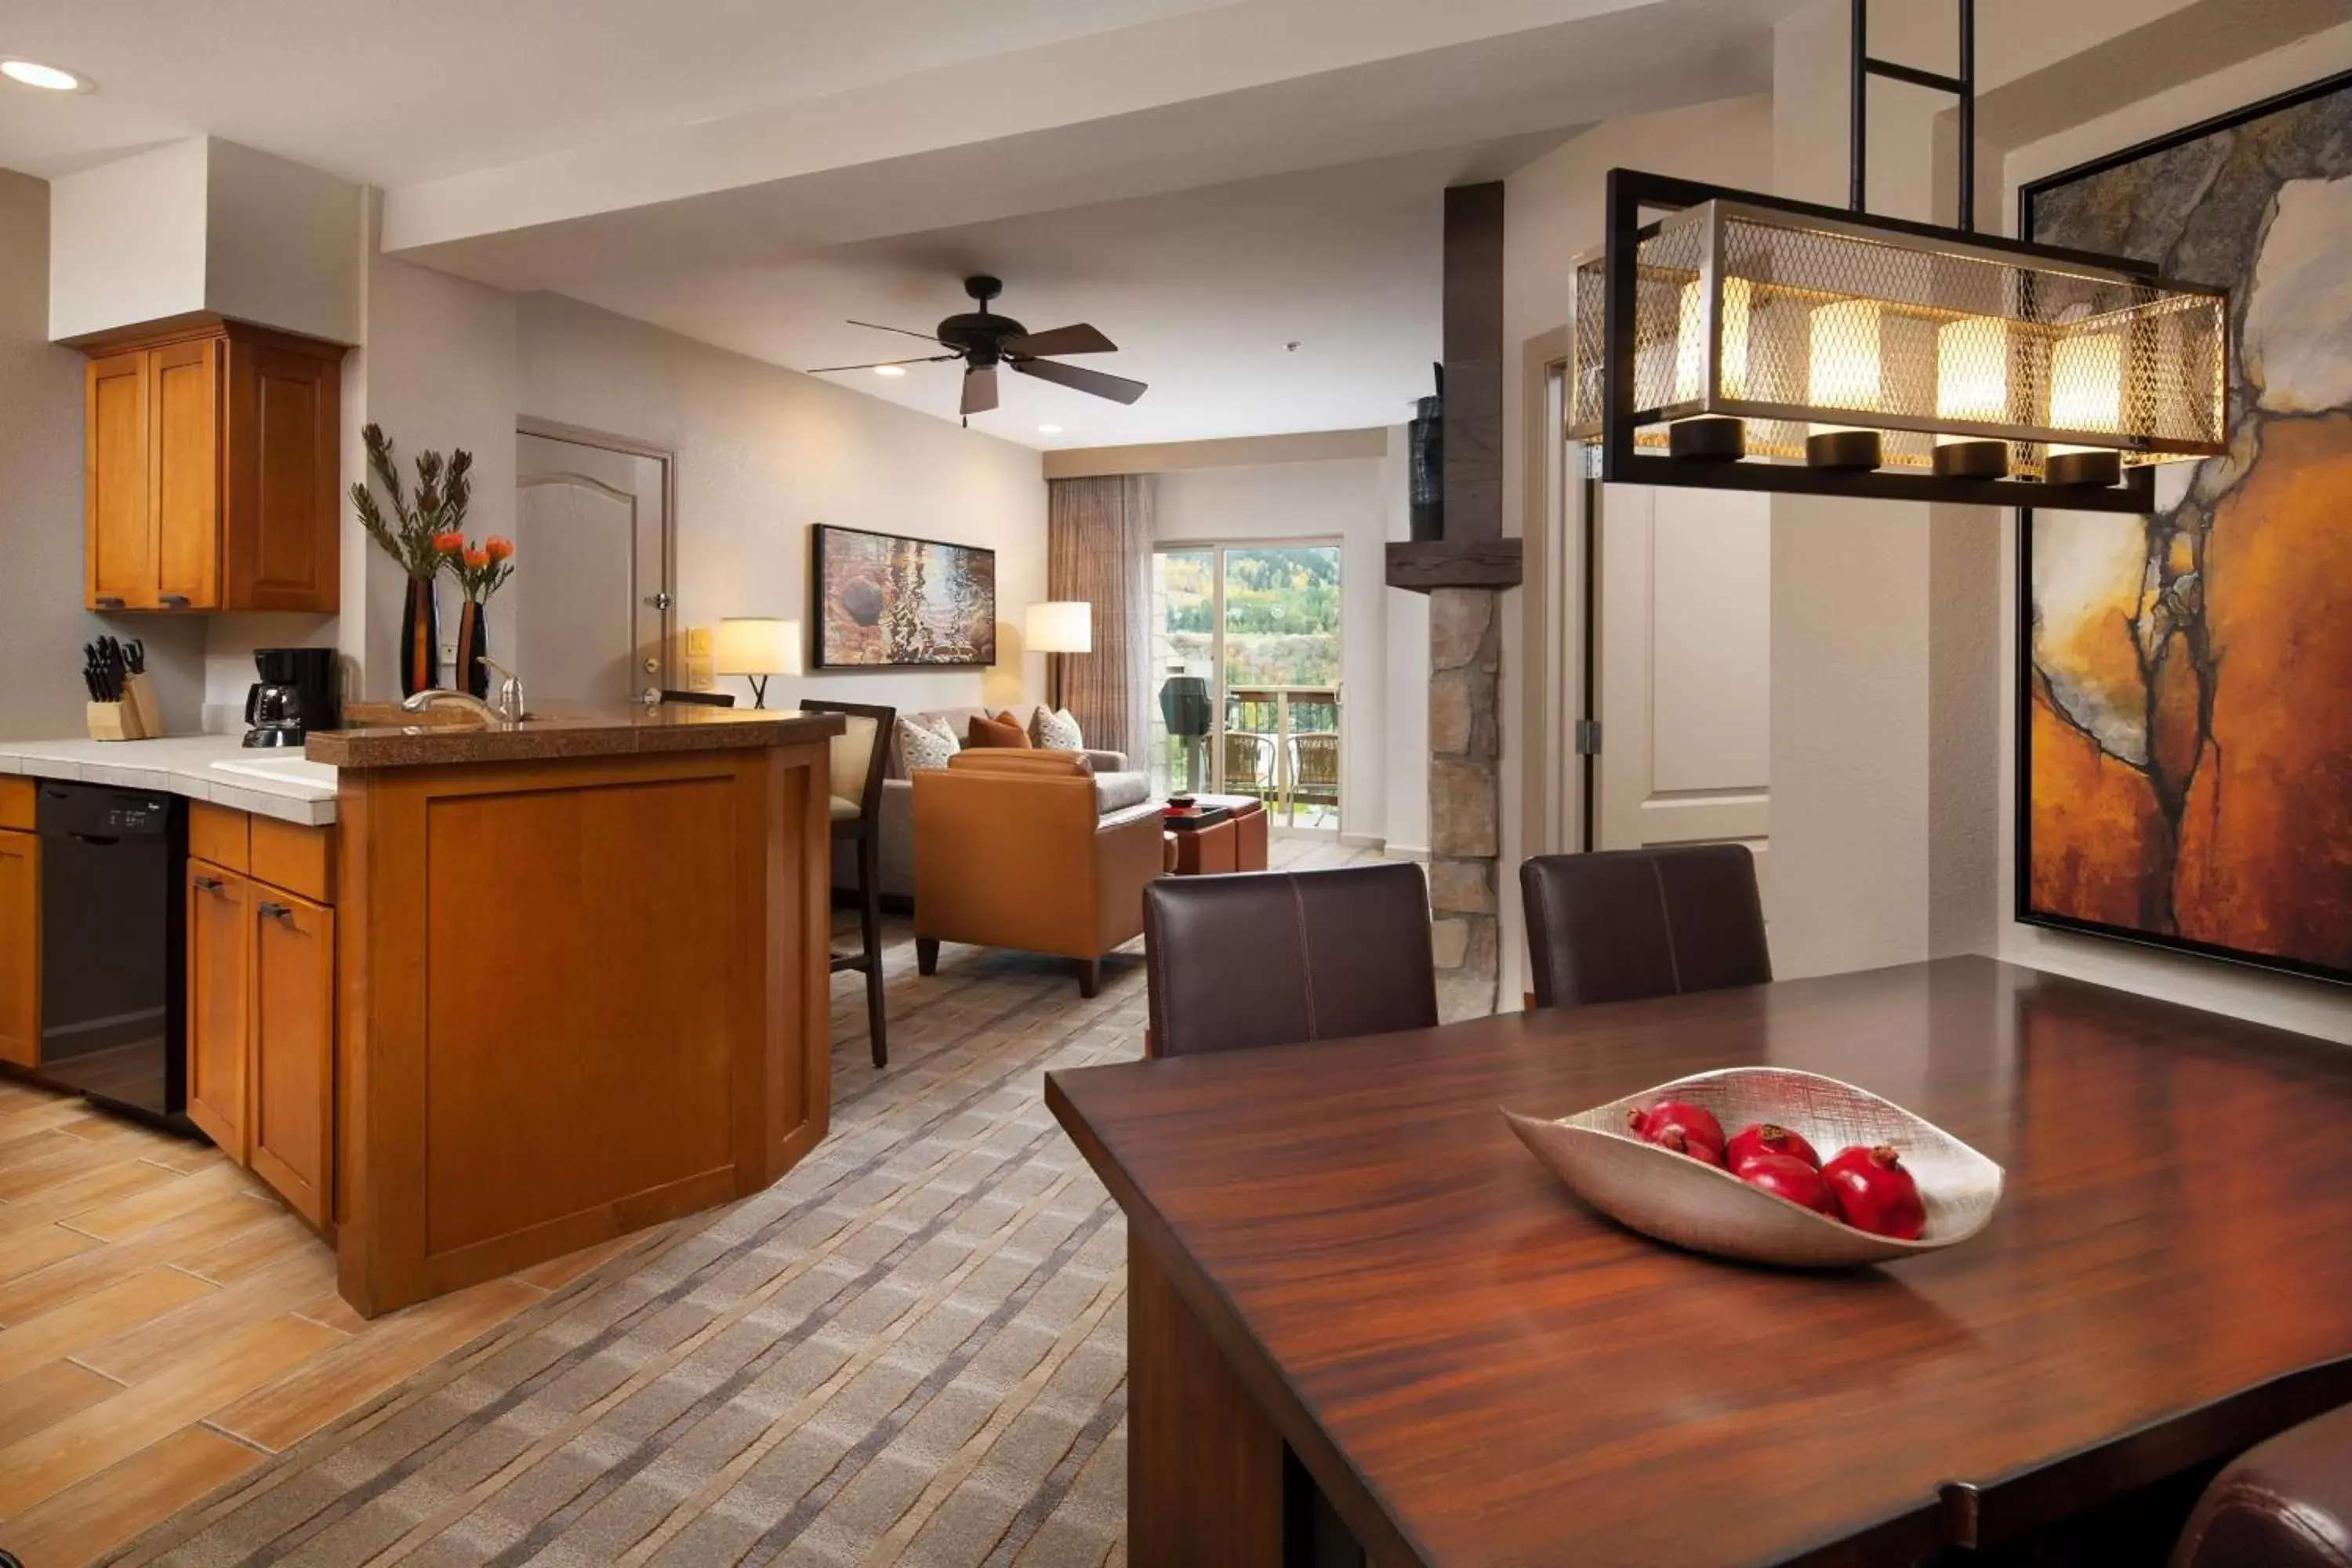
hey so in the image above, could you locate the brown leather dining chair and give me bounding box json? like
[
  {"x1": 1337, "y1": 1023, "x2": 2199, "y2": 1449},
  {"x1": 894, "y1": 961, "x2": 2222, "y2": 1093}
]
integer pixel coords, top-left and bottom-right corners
[
  {"x1": 1142, "y1": 861, "x2": 1438, "y2": 1058},
  {"x1": 1519, "y1": 844, "x2": 1770, "y2": 1009},
  {"x1": 2172, "y1": 1402, "x2": 2352, "y2": 1568},
  {"x1": 801, "y1": 699, "x2": 895, "y2": 1066}
]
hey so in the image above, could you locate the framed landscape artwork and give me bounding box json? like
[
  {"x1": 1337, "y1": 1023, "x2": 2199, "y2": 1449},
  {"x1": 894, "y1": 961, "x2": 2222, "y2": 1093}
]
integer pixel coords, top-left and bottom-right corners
[
  {"x1": 2019, "y1": 68, "x2": 2352, "y2": 985},
  {"x1": 811, "y1": 524, "x2": 997, "y2": 669}
]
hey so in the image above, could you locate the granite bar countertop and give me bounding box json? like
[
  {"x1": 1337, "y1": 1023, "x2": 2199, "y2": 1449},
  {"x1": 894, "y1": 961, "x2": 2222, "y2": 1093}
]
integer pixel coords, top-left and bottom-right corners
[
  {"x1": 0, "y1": 733, "x2": 338, "y2": 826},
  {"x1": 306, "y1": 704, "x2": 845, "y2": 769}
]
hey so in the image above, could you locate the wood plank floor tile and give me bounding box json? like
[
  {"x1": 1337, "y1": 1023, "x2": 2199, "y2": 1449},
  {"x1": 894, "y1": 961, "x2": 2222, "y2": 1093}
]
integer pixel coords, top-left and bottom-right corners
[
  {"x1": 0, "y1": 1266, "x2": 217, "y2": 1385},
  {"x1": 0, "y1": 1159, "x2": 188, "y2": 1240},
  {"x1": 0, "y1": 1312, "x2": 343, "y2": 1519},
  {"x1": 0, "y1": 1225, "x2": 101, "y2": 1294},
  {"x1": 0, "y1": 1423, "x2": 262, "y2": 1568},
  {"x1": 0, "y1": 1203, "x2": 280, "y2": 1325},
  {"x1": 60, "y1": 1161, "x2": 259, "y2": 1243},
  {"x1": 0, "y1": 1134, "x2": 123, "y2": 1203},
  {"x1": 77, "y1": 1249, "x2": 344, "y2": 1385},
  {"x1": 213, "y1": 1277, "x2": 542, "y2": 1452},
  {"x1": 0, "y1": 1360, "x2": 119, "y2": 1453},
  {"x1": 166, "y1": 1208, "x2": 318, "y2": 1286}
]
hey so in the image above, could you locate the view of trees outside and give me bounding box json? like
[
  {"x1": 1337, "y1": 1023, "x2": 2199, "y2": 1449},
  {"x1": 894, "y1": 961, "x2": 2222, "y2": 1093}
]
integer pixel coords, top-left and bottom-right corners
[{"x1": 1147, "y1": 544, "x2": 1342, "y2": 826}]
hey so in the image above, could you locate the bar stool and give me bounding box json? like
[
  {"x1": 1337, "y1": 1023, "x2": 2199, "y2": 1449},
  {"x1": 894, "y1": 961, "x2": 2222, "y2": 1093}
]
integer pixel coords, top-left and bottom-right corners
[{"x1": 802, "y1": 700, "x2": 895, "y2": 1066}]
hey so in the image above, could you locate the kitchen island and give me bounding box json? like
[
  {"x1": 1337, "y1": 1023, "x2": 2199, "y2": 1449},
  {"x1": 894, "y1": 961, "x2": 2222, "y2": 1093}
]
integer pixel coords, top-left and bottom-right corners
[{"x1": 313, "y1": 705, "x2": 844, "y2": 1316}]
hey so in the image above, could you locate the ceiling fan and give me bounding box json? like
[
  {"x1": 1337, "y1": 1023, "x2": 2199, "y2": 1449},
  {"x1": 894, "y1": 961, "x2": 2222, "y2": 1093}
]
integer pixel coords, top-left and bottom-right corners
[{"x1": 806, "y1": 274, "x2": 1148, "y2": 420}]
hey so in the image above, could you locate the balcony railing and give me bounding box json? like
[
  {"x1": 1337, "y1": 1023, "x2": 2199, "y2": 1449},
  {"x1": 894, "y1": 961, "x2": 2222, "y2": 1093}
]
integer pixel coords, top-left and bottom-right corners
[{"x1": 1222, "y1": 685, "x2": 1339, "y2": 827}]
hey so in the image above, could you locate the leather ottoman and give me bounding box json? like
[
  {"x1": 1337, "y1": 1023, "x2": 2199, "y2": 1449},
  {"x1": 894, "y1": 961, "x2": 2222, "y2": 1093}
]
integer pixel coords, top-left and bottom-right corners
[{"x1": 1163, "y1": 794, "x2": 1269, "y2": 876}]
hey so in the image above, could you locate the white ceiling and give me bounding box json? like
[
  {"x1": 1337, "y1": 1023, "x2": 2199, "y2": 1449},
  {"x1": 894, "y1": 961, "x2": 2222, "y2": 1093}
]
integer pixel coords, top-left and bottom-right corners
[
  {"x1": 2, "y1": 0, "x2": 1804, "y2": 448},
  {"x1": 0, "y1": 0, "x2": 1233, "y2": 181}
]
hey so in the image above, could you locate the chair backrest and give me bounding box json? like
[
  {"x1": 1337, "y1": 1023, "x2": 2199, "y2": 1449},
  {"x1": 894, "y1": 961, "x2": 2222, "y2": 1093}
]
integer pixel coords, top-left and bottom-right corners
[
  {"x1": 1144, "y1": 862, "x2": 1438, "y2": 1058},
  {"x1": 1293, "y1": 732, "x2": 1339, "y2": 789},
  {"x1": 659, "y1": 689, "x2": 735, "y2": 707},
  {"x1": 1519, "y1": 845, "x2": 1770, "y2": 1009},
  {"x1": 1224, "y1": 731, "x2": 1269, "y2": 787},
  {"x1": 799, "y1": 699, "x2": 896, "y2": 821}
]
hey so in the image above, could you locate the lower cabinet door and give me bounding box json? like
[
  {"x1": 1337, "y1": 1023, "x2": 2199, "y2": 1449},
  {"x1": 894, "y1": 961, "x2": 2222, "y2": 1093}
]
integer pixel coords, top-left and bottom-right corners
[
  {"x1": 251, "y1": 889, "x2": 333, "y2": 1228},
  {"x1": 0, "y1": 829, "x2": 36, "y2": 1068},
  {"x1": 186, "y1": 862, "x2": 252, "y2": 1156}
]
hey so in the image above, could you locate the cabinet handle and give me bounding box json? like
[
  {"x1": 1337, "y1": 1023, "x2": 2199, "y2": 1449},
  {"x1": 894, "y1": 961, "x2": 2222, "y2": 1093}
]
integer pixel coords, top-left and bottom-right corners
[
  {"x1": 158, "y1": 593, "x2": 191, "y2": 609},
  {"x1": 94, "y1": 595, "x2": 125, "y2": 610},
  {"x1": 257, "y1": 900, "x2": 292, "y2": 920},
  {"x1": 193, "y1": 874, "x2": 223, "y2": 892}
]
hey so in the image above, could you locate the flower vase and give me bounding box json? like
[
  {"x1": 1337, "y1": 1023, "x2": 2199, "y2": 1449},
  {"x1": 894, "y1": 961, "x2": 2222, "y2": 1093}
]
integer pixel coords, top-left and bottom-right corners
[
  {"x1": 454, "y1": 599, "x2": 490, "y2": 699},
  {"x1": 400, "y1": 577, "x2": 442, "y2": 697}
]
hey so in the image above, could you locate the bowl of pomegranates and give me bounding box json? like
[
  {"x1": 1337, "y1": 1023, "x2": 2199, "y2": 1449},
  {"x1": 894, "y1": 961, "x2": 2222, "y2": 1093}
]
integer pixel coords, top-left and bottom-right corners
[{"x1": 1503, "y1": 1067, "x2": 2003, "y2": 1268}]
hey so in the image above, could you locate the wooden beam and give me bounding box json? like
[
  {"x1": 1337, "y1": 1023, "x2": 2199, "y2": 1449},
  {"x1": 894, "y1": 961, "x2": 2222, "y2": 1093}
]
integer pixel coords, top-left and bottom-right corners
[
  {"x1": 1442, "y1": 183, "x2": 1505, "y2": 543},
  {"x1": 1385, "y1": 539, "x2": 1522, "y2": 593}
]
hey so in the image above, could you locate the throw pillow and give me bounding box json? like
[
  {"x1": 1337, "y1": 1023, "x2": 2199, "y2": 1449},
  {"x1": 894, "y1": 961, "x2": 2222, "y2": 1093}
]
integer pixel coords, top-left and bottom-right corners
[
  {"x1": 967, "y1": 711, "x2": 1032, "y2": 749},
  {"x1": 895, "y1": 713, "x2": 959, "y2": 772},
  {"x1": 1029, "y1": 706, "x2": 1084, "y2": 751}
]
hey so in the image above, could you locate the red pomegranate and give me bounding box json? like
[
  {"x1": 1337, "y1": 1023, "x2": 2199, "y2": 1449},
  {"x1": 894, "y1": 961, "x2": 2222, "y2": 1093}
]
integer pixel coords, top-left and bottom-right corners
[
  {"x1": 1737, "y1": 1151, "x2": 1838, "y2": 1215},
  {"x1": 1627, "y1": 1100, "x2": 1726, "y2": 1165},
  {"x1": 1725, "y1": 1122, "x2": 1821, "y2": 1173},
  {"x1": 1821, "y1": 1145, "x2": 1927, "y2": 1240}
]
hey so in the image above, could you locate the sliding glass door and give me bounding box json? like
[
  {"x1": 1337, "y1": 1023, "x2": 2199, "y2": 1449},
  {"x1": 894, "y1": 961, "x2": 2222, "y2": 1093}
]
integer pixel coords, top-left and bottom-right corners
[{"x1": 1149, "y1": 542, "x2": 1342, "y2": 832}]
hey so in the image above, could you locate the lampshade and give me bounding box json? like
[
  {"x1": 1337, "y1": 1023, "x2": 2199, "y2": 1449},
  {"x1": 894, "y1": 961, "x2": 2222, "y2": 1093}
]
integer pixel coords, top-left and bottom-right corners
[
  {"x1": 714, "y1": 618, "x2": 801, "y2": 677},
  {"x1": 1025, "y1": 601, "x2": 1093, "y2": 655}
]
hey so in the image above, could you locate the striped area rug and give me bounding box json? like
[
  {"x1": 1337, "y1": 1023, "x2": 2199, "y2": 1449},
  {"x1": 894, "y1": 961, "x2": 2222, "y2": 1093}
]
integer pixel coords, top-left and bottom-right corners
[{"x1": 106, "y1": 923, "x2": 1149, "y2": 1568}]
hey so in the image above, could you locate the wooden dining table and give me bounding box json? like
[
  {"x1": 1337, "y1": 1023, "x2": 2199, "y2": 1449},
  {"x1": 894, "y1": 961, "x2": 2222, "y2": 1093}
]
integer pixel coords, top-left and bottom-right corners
[{"x1": 1044, "y1": 956, "x2": 2352, "y2": 1567}]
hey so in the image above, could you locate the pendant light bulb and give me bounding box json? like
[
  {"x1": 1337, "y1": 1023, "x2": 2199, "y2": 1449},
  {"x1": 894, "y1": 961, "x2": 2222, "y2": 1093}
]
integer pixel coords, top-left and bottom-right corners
[
  {"x1": 1674, "y1": 277, "x2": 1752, "y2": 404},
  {"x1": 2047, "y1": 332, "x2": 2128, "y2": 486},
  {"x1": 1936, "y1": 318, "x2": 2009, "y2": 429},
  {"x1": 1809, "y1": 299, "x2": 1884, "y2": 413}
]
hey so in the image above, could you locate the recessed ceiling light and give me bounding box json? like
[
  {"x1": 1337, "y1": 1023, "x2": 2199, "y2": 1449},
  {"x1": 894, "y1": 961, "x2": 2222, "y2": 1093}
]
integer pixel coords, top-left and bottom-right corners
[
  {"x1": 1, "y1": 59, "x2": 91, "y2": 92},
  {"x1": 1038, "y1": 424, "x2": 1063, "y2": 435},
  {"x1": 873, "y1": 364, "x2": 907, "y2": 378}
]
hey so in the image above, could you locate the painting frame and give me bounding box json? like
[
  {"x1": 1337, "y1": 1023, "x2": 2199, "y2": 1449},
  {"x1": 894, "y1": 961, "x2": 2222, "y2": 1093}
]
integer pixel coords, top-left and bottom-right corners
[
  {"x1": 2014, "y1": 64, "x2": 2352, "y2": 989},
  {"x1": 809, "y1": 523, "x2": 999, "y2": 671}
]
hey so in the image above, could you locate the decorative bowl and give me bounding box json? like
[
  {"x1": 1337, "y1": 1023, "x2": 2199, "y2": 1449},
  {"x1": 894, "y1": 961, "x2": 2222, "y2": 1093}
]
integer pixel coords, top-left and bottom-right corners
[{"x1": 1504, "y1": 1067, "x2": 2004, "y2": 1268}]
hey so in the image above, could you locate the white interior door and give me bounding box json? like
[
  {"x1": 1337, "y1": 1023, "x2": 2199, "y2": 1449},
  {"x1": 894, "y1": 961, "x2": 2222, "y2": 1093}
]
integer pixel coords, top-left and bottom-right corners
[
  {"x1": 1592, "y1": 482, "x2": 1771, "y2": 872},
  {"x1": 512, "y1": 431, "x2": 671, "y2": 704}
]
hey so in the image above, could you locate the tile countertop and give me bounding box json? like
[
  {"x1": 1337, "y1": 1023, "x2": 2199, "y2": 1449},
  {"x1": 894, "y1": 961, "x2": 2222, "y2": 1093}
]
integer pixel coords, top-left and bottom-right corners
[{"x1": 0, "y1": 733, "x2": 337, "y2": 826}]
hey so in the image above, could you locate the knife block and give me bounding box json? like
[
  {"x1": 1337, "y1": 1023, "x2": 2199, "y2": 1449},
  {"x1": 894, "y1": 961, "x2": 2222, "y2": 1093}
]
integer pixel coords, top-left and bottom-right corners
[{"x1": 123, "y1": 671, "x2": 164, "y2": 738}]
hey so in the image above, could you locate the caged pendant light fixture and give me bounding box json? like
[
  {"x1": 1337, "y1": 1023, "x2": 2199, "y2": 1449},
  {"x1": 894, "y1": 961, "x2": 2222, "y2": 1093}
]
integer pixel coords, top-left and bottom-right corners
[{"x1": 1568, "y1": 0, "x2": 2229, "y2": 514}]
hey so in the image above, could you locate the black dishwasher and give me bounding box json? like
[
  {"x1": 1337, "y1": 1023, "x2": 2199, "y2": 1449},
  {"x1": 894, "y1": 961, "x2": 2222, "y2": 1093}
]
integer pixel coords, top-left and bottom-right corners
[{"x1": 37, "y1": 782, "x2": 186, "y2": 1123}]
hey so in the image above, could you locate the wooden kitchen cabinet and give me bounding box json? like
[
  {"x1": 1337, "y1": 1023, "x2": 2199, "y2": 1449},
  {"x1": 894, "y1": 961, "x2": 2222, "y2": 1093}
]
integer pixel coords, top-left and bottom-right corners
[
  {"x1": 186, "y1": 862, "x2": 252, "y2": 1156},
  {"x1": 251, "y1": 890, "x2": 334, "y2": 1229},
  {"x1": 184, "y1": 811, "x2": 336, "y2": 1230},
  {"x1": 76, "y1": 316, "x2": 346, "y2": 614},
  {"x1": 0, "y1": 829, "x2": 38, "y2": 1069}
]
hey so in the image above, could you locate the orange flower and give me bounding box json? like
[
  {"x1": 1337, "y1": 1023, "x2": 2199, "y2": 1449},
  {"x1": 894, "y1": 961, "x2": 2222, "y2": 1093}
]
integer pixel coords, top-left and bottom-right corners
[
  {"x1": 432, "y1": 531, "x2": 465, "y2": 554},
  {"x1": 462, "y1": 547, "x2": 491, "y2": 570},
  {"x1": 484, "y1": 536, "x2": 515, "y2": 561}
]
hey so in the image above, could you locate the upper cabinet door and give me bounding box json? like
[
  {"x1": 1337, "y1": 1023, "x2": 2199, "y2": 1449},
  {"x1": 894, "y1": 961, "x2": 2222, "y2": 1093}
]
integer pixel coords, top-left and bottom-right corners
[
  {"x1": 223, "y1": 339, "x2": 339, "y2": 612},
  {"x1": 151, "y1": 337, "x2": 223, "y2": 610},
  {"x1": 85, "y1": 351, "x2": 153, "y2": 611},
  {"x1": 0, "y1": 829, "x2": 37, "y2": 1069}
]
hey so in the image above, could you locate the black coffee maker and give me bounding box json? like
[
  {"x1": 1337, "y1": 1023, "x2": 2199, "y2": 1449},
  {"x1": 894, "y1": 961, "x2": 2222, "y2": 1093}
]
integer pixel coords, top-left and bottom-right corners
[{"x1": 244, "y1": 648, "x2": 339, "y2": 748}]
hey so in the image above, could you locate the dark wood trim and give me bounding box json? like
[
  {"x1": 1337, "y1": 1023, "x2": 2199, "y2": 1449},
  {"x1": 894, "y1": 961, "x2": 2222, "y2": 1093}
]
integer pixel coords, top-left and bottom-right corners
[
  {"x1": 1384, "y1": 538, "x2": 1523, "y2": 593},
  {"x1": 1441, "y1": 183, "x2": 1506, "y2": 545}
]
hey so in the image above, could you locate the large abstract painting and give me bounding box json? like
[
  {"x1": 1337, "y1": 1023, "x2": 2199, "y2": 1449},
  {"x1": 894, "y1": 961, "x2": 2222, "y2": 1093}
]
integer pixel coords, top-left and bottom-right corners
[
  {"x1": 811, "y1": 524, "x2": 996, "y2": 669},
  {"x1": 2020, "y1": 69, "x2": 2352, "y2": 984}
]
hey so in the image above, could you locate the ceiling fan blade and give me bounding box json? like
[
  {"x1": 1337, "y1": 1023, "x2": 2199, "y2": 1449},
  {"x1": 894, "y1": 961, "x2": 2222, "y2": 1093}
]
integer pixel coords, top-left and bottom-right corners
[
  {"x1": 1011, "y1": 357, "x2": 1147, "y2": 405},
  {"x1": 847, "y1": 318, "x2": 949, "y2": 344},
  {"x1": 804, "y1": 354, "x2": 960, "y2": 374},
  {"x1": 1000, "y1": 324, "x2": 1117, "y2": 357},
  {"x1": 961, "y1": 365, "x2": 1000, "y2": 416}
]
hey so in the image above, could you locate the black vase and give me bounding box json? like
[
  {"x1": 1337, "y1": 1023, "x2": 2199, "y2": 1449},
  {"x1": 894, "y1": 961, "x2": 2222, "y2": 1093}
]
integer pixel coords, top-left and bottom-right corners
[
  {"x1": 401, "y1": 577, "x2": 441, "y2": 697},
  {"x1": 454, "y1": 599, "x2": 489, "y2": 699},
  {"x1": 1407, "y1": 390, "x2": 1445, "y2": 543}
]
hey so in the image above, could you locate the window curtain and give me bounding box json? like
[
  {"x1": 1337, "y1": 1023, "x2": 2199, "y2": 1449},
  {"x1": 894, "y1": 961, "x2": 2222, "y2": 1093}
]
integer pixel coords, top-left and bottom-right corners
[{"x1": 1046, "y1": 474, "x2": 1154, "y2": 766}]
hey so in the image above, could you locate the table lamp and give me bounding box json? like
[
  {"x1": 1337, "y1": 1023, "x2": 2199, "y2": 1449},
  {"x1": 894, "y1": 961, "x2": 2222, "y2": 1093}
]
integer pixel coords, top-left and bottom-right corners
[
  {"x1": 1025, "y1": 601, "x2": 1091, "y2": 710},
  {"x1": 714, "y1": 617, "x2": 801, "y2": 710}
]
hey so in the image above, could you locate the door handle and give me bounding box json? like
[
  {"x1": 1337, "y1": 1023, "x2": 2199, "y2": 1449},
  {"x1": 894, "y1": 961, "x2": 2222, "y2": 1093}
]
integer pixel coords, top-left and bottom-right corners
[
  {"x1": 94, "y1": 595, "x2": 125, "y2": 610},
  {"x1": 158, "y1": 593, "x2": 191, "y2": 609},
  {"x1": 257, "y1": 900, "x2": 292, "y2": 920},
  {"x1": 193, "y1": 874, "x2": 223, "y2": 893}
]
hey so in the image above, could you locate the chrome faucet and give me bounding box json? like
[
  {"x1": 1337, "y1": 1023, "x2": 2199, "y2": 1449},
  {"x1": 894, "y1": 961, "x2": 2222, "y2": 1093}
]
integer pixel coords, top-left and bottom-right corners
[{"x1": 400, "y1": 659, "x2": 526, "y2": 726}]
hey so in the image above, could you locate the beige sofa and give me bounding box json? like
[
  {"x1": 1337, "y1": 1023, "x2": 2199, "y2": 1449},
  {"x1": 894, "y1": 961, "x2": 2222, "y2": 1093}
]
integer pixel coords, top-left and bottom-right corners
[{"x1": 831, "y1": 705, "x2": 1149, "y2": 901}]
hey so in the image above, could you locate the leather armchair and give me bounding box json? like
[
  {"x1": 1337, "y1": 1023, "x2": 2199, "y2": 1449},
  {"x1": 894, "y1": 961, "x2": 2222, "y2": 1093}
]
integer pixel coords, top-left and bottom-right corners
[
  {"x1": 913, "y1": 750, "x2": 1164, "y2": 996},
  {"x1": 2174, "y1": 1403, "x2": 2352, "y2": 1567}
]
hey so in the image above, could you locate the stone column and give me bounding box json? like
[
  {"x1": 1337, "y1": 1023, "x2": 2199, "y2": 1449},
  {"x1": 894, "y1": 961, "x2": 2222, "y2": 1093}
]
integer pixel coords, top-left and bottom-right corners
[{"x1": 1428, "y1": 586, "x2": 1501, "y2": 1021}]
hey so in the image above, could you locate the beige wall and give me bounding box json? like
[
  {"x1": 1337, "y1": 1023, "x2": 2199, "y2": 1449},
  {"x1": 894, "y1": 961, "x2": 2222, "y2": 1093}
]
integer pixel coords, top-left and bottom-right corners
[{"x1": 0, "y1": 170, "x2": 206, "y2": 739}]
